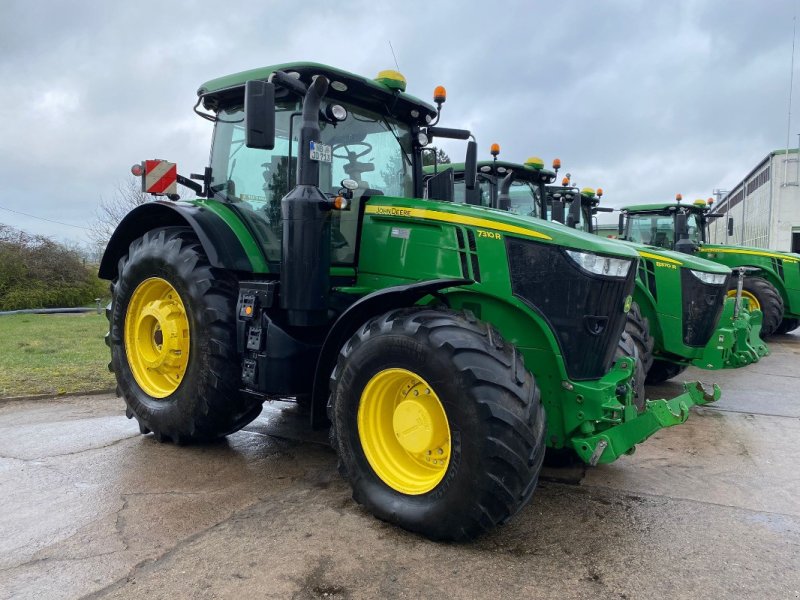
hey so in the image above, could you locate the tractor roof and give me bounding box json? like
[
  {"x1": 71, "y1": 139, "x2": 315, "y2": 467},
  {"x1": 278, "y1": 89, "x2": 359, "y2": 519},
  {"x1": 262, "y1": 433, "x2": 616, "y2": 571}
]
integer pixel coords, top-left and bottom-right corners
[
  {"x1": 197, "y1": 62, "x2": 437, "y2": 124},
  {"x1": 621, "y1": 202, "x2": 707, "y2": 213},
  {"x1": 424, "y1": 160, "x2": 556, "y2": 181}
]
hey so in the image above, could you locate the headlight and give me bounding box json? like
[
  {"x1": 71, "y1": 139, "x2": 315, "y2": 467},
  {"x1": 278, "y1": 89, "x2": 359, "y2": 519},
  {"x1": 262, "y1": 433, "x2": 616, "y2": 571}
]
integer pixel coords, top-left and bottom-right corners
[
  {"x1": 689, "y1": 269, "x2": 727, "y2": 285},
  {"x1": 565, "y1": 249, "x2": 632, "y2": 278}
]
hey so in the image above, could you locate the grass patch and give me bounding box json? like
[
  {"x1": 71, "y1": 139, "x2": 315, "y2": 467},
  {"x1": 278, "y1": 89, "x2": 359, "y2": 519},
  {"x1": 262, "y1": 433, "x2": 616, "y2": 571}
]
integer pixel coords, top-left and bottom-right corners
[{"x1": 0, "y1": 312, "x2": 115, "y2": 397}]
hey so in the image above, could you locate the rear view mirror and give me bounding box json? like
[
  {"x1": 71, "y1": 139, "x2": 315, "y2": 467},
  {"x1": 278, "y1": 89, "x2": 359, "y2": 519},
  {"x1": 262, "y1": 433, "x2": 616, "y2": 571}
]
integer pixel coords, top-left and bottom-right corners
[
  {"x1": 618, "y1": 213, "x2": 625, "y2": 236},
  {"x1": 727, "y1": 217, "x2": 734, "y2": 237},
  {"x1": 244, "y1": 80, "x2": 276, "y2": 149},
  {"x1": 427, "y1": 168, "x2": 454, "y2": 202},
  {"x1": 676, "y1": 213, "x2": 688, "y2": 238},
  {"x1": 551, "y1": 199, "x2": 565, "y2": 224},
  {"x1": 465, "y1": 141, "x2": 477, "y2": 190}
]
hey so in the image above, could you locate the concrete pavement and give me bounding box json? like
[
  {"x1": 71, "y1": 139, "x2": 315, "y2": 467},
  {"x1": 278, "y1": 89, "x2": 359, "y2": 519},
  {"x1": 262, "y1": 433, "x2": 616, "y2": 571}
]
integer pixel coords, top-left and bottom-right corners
[{"x1": 0, "y1": 332, "x2": 798, "y2": 599}]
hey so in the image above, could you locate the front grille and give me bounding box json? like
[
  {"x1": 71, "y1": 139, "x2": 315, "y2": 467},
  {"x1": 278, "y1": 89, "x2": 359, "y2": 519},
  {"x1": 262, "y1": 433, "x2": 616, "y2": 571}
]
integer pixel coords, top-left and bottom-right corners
[
  {"x1": 680, "y1": 269, "x2": 730, "y2": 347},
  {"x1": 506, "y1": 238, "x2": 637, "y2": 380},
  {"x1": 771, "y1": 258, "x2": 784, "y2": 280},
  {"x1": 638, "y1": 258, "x2": 658, "y2": 300}
]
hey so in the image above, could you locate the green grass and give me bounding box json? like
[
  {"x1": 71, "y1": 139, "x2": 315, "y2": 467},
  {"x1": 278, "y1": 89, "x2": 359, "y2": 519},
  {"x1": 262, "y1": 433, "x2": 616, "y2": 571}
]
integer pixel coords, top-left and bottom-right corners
[{"x1": 0, "y1": 312, "x2": 115, "y2": 398}]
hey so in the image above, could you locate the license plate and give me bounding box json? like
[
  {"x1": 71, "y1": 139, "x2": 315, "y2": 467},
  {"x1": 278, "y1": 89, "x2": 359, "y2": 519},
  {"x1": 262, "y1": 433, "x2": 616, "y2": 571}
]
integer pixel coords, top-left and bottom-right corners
[{"x1": 309, "y1": 141, "x2": 332, "y2": 163}]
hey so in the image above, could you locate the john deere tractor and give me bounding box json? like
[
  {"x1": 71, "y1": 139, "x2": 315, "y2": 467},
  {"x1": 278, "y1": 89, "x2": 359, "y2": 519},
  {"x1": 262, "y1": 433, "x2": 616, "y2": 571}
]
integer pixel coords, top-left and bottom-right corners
[
  {"x1": 445, "y1": 154, "x2": 766, "y2": 391},
  {"x1": 100, "y1": 63, "x2": 718, "y2": 541},
  {"x1": 618, "y1": 198, "x2": 800, "y2": 337}
]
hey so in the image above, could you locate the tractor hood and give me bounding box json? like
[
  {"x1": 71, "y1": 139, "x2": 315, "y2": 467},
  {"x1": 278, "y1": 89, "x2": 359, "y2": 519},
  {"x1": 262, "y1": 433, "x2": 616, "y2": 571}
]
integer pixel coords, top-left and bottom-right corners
[
  {"x1": 615, "y1": 240, "x2": 731, "y2": 274},
  {"x1": 700, "y1": 244, "x2": 800, "y2": 265},
  {"x1": 366, "y1": 197, "x2": 640, "y2": 260}
]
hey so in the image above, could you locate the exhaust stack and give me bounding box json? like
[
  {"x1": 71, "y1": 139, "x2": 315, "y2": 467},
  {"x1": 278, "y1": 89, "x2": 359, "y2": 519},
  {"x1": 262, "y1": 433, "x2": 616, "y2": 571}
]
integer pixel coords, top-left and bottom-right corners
[{"x1": 279, "y1": 75, "x2": 332, "y2": 326}]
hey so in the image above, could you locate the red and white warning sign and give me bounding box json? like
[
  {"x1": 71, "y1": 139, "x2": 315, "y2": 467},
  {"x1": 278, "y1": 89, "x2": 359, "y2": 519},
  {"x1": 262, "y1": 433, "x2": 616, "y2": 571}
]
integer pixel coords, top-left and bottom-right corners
[{"x1": 142, "y1": 160, "x2": 177, "y2": 195}]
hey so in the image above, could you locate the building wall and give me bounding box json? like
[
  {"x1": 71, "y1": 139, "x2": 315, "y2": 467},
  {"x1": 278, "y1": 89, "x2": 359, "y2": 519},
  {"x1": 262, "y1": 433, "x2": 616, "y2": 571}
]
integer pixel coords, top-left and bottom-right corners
[{"x1": 709, "y1": 150, "x2": 800, "y2": 251}]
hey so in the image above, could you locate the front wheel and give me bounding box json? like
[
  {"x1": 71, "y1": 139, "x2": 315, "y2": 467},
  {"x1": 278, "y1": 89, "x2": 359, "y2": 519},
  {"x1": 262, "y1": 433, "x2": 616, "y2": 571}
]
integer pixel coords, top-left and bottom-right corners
[
  {"x1": 774, "y1": 317, "x2": 799, "y2": 335},
  {"x1": 328, "y1": 308, "x2": 546, "y2": 541},
  {"x1": 727, "y1": 276, "x2": 784, "y2": 338},
  {"x1": 108, "y1": 227, "x2": 262, "y2": 443},
  {"x1": 619, "y1": 302, "x2": 654, "y2": 412},
  {"x1": 645, "y1": 359, "x2": 688, "y2": 385}
]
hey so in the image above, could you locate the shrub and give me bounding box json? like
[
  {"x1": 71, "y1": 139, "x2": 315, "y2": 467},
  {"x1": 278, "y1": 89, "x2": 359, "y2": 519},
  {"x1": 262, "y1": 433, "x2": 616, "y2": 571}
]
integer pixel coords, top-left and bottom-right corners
[{"x1": 0, "y1": 224, "x2": 107, "y2": 311}]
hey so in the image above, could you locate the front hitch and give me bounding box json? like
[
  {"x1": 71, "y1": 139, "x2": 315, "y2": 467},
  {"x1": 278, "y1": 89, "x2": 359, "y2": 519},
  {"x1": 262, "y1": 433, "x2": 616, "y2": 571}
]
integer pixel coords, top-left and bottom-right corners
[{"x1": 570, "y1": 380, "x2": 721, "y2": 466}]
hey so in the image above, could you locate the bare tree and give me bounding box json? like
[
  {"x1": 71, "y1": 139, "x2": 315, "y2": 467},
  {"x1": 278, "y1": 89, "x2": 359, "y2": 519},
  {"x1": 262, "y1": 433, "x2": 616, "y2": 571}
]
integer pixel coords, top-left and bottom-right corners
[{"x1": 89, "y1": 177, "x2": 150, "y2": 250}]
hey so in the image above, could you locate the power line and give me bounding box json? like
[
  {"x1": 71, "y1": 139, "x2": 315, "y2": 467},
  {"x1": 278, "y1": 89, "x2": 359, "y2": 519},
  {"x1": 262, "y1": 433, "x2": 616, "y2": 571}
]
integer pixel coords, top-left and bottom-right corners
[{"x1": 0, "y1": 204, "x2": 90, "y2": 231}]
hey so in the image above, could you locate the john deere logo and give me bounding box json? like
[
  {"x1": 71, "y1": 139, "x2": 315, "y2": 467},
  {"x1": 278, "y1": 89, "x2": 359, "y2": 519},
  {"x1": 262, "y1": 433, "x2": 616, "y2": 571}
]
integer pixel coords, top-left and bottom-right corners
[{"x1": 623, "y1": 295, "x2": 632, "y2": 313}]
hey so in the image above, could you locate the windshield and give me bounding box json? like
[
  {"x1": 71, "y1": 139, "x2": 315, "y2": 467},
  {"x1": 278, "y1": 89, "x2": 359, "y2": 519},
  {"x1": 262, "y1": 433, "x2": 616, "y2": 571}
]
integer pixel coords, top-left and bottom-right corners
[
  {"x1": 687, "y1": 212, "x2": 703, "y2": 245},
  {"x1": 209, "y1": 99, "x2": 414, "y2": 266},
  {"x1": 626, "y1": 213, "x2": 674, "y2": 247},
  {"x1": 507, "y1": 180, "x2": 542, "y2": 217},
  {"x1": 452, "y1": 173, "x2": 542, "y2": 218}
]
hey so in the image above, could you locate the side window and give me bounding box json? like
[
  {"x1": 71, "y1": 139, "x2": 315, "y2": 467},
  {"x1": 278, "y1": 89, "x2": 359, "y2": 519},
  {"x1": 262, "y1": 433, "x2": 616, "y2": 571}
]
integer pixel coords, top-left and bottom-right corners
[
  {"x1": 210, "y1": 101, "x2": 413, "y2": 267},
  {"x1": 210, "y1": 103, "x2": 300, "y2": 264}
]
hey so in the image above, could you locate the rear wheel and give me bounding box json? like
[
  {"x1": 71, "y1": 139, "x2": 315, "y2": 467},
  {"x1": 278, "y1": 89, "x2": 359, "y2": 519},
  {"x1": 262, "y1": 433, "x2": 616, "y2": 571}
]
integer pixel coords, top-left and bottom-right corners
[
  {"x1": 107, "y1": 227, "x2": 262, "y2": 443},
  {"x1": 645, "y1": 359, "x2": 688, "y2": 385},
  {"x1": 727, "y1": 276, "x2": 784, "y2": 338},
  {"x1": 774, "y1": 317, "x2": 799, "y2": 335},
  {"x1": 328, "y1": 308, "x2": 546, "y2": 541}
]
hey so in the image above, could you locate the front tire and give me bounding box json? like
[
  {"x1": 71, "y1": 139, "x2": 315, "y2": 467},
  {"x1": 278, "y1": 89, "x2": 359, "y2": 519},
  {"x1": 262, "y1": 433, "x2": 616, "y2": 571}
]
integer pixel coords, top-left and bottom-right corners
[
  {"x1": 775, "y1": 317, "x2": 799, "y2": 335},
  {"x1": 108, "y1": 227, "x2": 262, "y2": 443},
  {"x1": 645, "y1": 359, "x2": 688, "y2": 385},
  {"x1": 328, "y1": 308, "x2": 546, "y2": 541},
  {"x1": 728, "y1": 276, "x2": 784, "y2": 338},
  {"x1": 619, "y1": 303, "x2": 654, "y2": 412}
]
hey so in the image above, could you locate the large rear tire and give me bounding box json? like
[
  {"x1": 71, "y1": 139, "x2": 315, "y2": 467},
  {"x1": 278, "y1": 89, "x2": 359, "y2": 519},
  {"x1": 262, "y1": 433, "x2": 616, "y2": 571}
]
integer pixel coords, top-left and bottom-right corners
[
  {"x1": 728, "y1": 276, "x2": 784, "y2": 338},
  {"x1": 107, "y1": 227, "x2": 262, "y2": 443},
  {"x1": 328, "y1": 308, "x2": 546, "y2": 541}
]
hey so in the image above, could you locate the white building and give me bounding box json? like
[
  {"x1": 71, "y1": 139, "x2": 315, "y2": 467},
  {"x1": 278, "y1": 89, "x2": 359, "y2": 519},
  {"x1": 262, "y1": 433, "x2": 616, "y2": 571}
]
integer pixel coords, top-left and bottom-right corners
[{"x1": 709, "y1": 149, "x2": 800, "y2": 252}]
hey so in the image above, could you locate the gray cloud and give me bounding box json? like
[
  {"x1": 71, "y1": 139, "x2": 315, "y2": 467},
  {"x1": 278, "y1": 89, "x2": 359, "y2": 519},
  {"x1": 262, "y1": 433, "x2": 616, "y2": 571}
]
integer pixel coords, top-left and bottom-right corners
[{"x1": 0, "y1": 0, "x2": 795, "y2": 240}]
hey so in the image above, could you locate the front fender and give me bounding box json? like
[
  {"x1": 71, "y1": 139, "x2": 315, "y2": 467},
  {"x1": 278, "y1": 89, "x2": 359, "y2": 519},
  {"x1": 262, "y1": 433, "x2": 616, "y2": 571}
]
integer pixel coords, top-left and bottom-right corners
[{"x1": 310, "y1": 278, "x2": 471, "y2": 429}]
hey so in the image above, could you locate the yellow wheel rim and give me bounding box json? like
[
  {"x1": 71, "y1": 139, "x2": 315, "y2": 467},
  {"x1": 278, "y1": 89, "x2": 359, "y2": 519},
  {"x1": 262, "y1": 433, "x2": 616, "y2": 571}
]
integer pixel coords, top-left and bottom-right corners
[
  {"x1": 357, "y1": 368, "x2": 451, "y2": 495},
  {"x1": 124, "y1": 277, "x2": 190, "y2": 398},
  {"x1": 727, "y1": 289, "x2": 761, "y2": 311}
]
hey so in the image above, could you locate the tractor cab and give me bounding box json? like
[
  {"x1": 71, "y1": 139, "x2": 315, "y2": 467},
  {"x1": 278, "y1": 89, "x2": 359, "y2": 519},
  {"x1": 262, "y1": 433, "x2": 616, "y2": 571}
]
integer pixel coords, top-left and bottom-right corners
[
  {"x1": 198, "y1": 64, "x2": 453, "y2": 270},
  {"x1": 440, "y1": 155, "x2": 555, "y2": 217},
  {"x1": 619, "y1": 197, "x2": 724, "y2": 254}
]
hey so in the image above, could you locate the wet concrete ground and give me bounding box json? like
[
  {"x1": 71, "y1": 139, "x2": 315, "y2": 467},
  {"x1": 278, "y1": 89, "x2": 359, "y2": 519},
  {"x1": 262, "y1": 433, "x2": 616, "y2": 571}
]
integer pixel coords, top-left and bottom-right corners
[{"x1": 1, "y1": 332, "x2": 799, "y2": 599}]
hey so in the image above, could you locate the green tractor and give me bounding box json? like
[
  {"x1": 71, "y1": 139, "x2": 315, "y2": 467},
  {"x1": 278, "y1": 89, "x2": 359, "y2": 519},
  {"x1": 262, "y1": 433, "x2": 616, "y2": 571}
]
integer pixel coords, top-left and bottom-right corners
[
  {"x1": 619, "y1": 197, "x2": 800, "y2": 336},
  {"x1": 443, "y1": 154, "x2": 766, "y2": 389},
  {"x1": 100, "y1": 63, "x2": 718, "y2": 541}
]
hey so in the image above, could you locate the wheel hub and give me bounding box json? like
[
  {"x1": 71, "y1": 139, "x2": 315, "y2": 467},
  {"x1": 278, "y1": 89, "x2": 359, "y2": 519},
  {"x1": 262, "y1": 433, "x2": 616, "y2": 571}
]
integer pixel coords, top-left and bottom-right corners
[
  {"x1": 124, "y1": 278, "x2": 190, "y2": 398},
  {"x1": 727, "y1": 289, "x2": 761, "y2": 311},
  {"x1": 358, "y1": 368, "x2": 451, "y2": 495}
]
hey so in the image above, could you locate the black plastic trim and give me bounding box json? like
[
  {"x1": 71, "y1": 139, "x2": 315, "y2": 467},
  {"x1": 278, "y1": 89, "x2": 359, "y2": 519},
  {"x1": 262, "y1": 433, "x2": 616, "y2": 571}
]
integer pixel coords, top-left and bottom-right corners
[
  {"x1": 310, "y1": 278, "x2": 472, "y2": 429},
  {"x1": 98, "y1": 201, "x2": 255, "y2": 280}
]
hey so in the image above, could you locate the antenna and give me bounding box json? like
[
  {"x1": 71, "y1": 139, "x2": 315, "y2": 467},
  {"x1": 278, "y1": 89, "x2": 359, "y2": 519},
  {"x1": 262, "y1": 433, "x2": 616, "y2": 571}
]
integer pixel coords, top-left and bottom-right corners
[
  {"x1": 784, "y1": 11, "x2": 797, "y2": 186},
  {"x1": 388, "y1": 40, "x2": 400, "y2": 71}
]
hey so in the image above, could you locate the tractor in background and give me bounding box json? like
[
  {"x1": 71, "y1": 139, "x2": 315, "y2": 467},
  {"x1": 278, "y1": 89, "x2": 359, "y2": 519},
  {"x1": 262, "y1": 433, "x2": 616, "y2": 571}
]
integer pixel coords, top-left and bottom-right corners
[
  {"x1": 444, "y1": 152, "x2": 766, "y2": 390},
  {"x1": 619, "y1": 197, "x2": 800, "y2": 336}
]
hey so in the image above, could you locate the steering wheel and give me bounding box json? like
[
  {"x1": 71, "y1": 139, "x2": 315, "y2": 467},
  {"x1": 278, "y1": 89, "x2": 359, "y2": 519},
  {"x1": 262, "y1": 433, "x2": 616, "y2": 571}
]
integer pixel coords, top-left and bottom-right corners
[{"x1": 333, "y1": 142, "x2": 372, "y2": 160}]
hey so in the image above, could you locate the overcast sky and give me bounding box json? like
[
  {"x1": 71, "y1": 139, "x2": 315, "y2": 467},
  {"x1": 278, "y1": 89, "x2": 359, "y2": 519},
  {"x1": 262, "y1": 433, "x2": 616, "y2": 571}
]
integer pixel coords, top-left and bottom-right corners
[{"x1": 0, "y1": 0, "x2": 797, "y2": 243}]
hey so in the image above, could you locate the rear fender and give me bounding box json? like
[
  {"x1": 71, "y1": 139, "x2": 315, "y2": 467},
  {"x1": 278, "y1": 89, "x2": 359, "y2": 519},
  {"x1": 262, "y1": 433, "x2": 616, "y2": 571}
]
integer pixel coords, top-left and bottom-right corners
[{"x1": 98, "y1": 201, "x2": 258, "y2": 280}]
